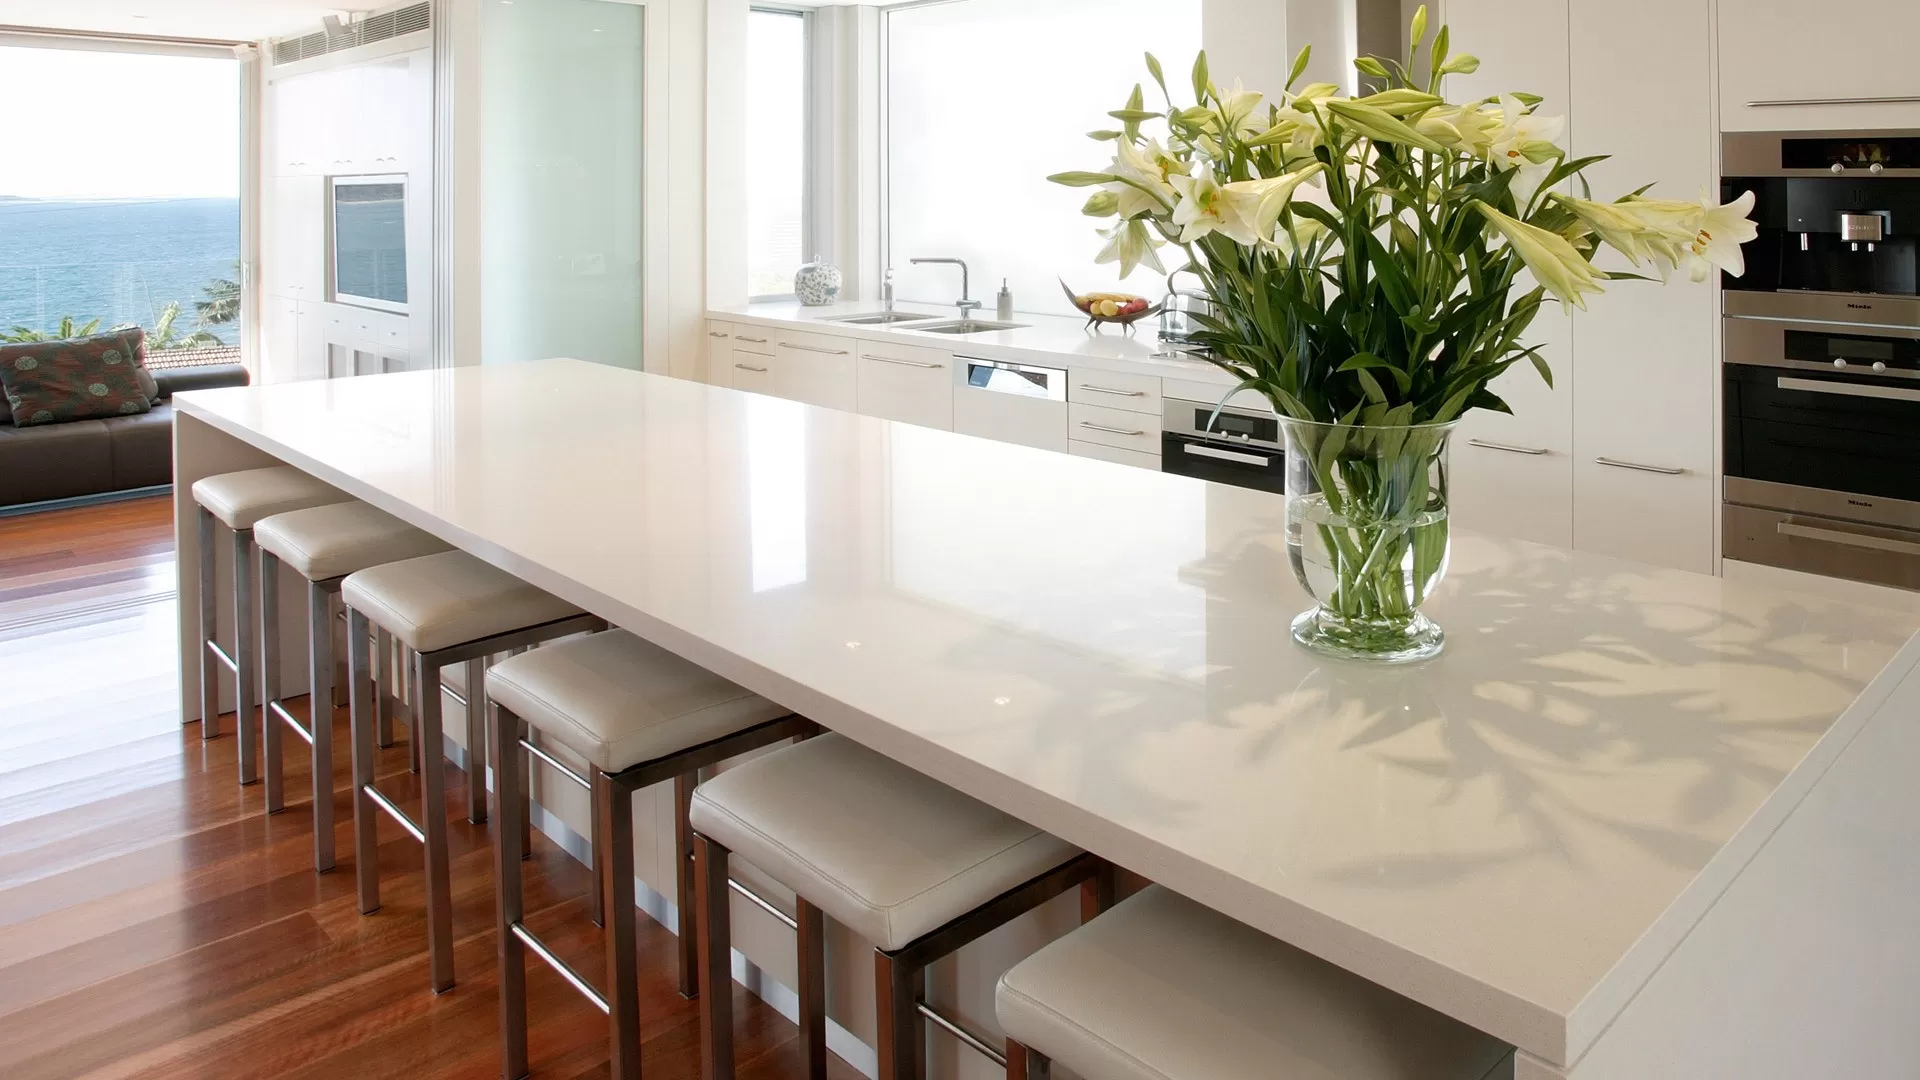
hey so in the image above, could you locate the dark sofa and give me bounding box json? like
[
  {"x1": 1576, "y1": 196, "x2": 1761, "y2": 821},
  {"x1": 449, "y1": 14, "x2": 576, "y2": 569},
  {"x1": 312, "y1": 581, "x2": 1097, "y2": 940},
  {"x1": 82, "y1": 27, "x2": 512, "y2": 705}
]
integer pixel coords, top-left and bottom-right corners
[{"x1": 0, "y1": 363, "x2": 250, "y2": 508}]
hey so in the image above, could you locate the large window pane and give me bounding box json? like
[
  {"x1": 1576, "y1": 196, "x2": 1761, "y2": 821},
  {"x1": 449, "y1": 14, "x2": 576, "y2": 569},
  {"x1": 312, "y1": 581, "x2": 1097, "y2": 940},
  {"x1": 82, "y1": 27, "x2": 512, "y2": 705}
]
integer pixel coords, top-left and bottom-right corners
[
  {"x1": 887, "y1": 0, "x2": 1200, "y2": 313},
  {"x1": 746, "y1": 9, "x2": 808, "y2": 299}
]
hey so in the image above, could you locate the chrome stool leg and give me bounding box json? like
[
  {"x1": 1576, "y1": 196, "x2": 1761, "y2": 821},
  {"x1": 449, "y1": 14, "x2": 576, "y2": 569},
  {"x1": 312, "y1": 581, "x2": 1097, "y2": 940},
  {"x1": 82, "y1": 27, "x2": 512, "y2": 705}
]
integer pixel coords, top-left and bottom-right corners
[
  {"x1": 464, "y1": 658, "x2": 488, "y2": 825},
  {"x1": 375, "y1": 626, "x2": 396, "y2": 748},
  {"x1": 197, "y1": 506, "x2": 221, "y2": 741},
  {"x1": 493, "y1": 703, "x2": 532, "y2": 1080},
  {"x1": 309, "y1": 578, "x2": 337, "y2": 872},
  {"x1": 233, "y1": 527, "x2": 259, "y2": 786},
  {"x1": 596, "y1": 764, "x2": 642, "y2": 1079},
  {"x1": 349, "y1": 608, "x2": 382, "y2": 915},
  {"x1": 695, "y1": 834, "x2": 734, "y2": 1080},
  {"x1": 414, "y1": 648, "x2": 455, "y2": 993},
  {"x1": 260, "y1": 549, "x2": 286, "y2": 814}
]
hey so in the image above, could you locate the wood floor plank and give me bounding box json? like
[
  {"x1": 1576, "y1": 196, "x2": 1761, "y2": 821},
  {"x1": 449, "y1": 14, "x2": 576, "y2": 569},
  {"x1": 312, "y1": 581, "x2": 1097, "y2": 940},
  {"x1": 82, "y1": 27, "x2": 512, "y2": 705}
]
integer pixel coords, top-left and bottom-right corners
[{"x1": 0, "y1": 497, "x2": 842, "y2": 1080}]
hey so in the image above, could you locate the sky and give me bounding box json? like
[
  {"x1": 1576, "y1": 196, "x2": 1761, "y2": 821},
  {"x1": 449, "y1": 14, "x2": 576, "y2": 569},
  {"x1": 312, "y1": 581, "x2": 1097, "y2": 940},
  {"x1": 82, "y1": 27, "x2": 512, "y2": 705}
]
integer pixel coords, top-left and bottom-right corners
[{"x1": 0, "y1": 46, "x2": 240, "y2": 200}]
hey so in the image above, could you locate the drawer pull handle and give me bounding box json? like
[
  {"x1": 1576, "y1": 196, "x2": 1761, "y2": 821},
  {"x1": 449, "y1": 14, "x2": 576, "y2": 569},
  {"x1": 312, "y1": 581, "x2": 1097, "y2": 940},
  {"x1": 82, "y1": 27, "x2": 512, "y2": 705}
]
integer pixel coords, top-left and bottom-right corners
[
  {"x1": 1182, "y1": 443, "x2": 1268, "y2": 467},
  {"x1": 735, "y1": 335, "x2": 769, "y2": 344},
  {"x1": 1777, "y1": 521, "x2": 1920, "y2": 557},
  {"x1": 780, "y1": 342, "x2": 851, "y2": 355},
  {"x1": 1079, "y1": 421, "x2": 1147, "y2": 437},
  {"x1": 734, "y1": 364, "x2": 769, "y2": 373},
  {"x1": 1747, "y1": 95, "x2": 1920, "y2": 108},
  {"x1": 1595, "y1": 456, "x2": 1685, "y2": 475},
  {"x1": 1467, "y1": 438, "x2": 1549, "y2": 456},
  {"x1": 708, "y1": 331, "x2": 729, "y2": 338},
  {"x1": 1078, "y1": 384, "x2": 1147, "y2": 398},
  {"x1": 1777, "y1": 376, "x2": 1920, "y2": 403},
  {"x1": 863, "y1": 354, "x2": 943, "y2": 369}
]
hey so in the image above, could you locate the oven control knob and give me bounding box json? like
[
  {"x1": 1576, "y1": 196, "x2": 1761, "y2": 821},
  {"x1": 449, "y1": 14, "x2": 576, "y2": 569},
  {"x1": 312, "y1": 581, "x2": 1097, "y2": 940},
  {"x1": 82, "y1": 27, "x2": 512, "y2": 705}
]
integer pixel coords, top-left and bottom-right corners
[
  {"x1": 1834, "y1": 358, "x2": 1849, "y2": 369},
  {"x1": 1874, "y1": 361, "x2": 1889, "y2": 373},
  {"x1": 1870, "y1": 162, "x2": 1886, "y2": 175},
  {"x1": 1831, "y1": 162, "x2": 1847, "y2": 174}
]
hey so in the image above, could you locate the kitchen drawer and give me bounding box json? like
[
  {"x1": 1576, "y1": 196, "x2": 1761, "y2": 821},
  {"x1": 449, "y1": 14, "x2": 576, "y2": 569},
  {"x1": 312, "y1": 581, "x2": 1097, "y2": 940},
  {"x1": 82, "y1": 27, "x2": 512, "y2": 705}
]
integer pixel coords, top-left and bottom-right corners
[
  {"x1": 728, "y1": 345, "x2": 779, "y2": 397},
  {"x1": 771, "y1": 330, "x2": 856, "y2": 411},
  {"x1": 704, "y1": 320, "x2": 735, "y2": 387},
  {"x1": 953, "y1": 385, "x2": 1066, "y2": 452},
  {"x1": 856, "y1": 343, "x2": 953, "y2": 430},
  {"x1": 1069, "y1": 440, "x2": 1160, "y2": 471},
  {"x1": 1161, "y1": 376, "x2": 1271, "y2": 414},
  {"x1": 1069, "y1": 402, "x2": 1160, "y2": 455},
  {"x1": 1069, "y1": 368, "x2": 1161, "y2": 415},
  {"x1": 1452, "y1": 434, "x2": 1573, "y2": 549}
]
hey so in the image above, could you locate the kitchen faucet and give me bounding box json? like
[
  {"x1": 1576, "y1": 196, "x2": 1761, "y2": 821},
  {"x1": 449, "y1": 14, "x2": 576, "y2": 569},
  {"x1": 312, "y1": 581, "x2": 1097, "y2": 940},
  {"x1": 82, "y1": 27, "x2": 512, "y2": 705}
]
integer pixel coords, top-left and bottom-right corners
[{"x1": 910, "y1": 257, "x2": 981, "y2": 319}]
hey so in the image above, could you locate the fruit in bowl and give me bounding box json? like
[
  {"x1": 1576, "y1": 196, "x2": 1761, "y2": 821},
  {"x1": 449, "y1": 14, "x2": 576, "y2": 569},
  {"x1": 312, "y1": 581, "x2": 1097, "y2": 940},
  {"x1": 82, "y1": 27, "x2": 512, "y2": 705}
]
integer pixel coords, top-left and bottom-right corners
[{"x1": 1060, "y1": 278, "x2": 1161, "y2": 330}]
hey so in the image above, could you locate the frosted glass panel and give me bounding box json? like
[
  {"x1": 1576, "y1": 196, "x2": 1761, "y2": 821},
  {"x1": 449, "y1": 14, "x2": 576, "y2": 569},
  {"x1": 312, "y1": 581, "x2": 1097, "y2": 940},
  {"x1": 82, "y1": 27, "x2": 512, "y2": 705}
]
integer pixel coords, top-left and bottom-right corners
[
  {"x1": 480, "y1": 0, "x2": 643, "y2": 368},
  {"x1": 746, "y1": 10, "x2": 807, "y2": 298},
  {"x1": 887, "y1": 0, "x2": 1201, "y2": 315}
]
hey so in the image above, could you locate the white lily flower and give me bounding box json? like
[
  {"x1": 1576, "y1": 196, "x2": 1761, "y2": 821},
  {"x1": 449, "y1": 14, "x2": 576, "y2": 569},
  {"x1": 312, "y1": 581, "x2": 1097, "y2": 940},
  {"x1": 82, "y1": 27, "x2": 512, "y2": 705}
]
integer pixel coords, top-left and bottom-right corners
[
  {"x1": 1106, "y1": 138, "x2": 1180, "y2": 219},
  {"x1": 1213, "y1": 79, "x2": 1266, "y2": 138},
  {"x1": 1094, "y1": 217, "x2": 1166, "y2": 278},
  {"x1": 1677, "y1": 189, "x2": 1758, "y2": 281},
  {"x1": 1170, "y1": 168, "x2": 1254, "y2": 245},
  {"x1": 1247, "y1": 163, "x2": 1328, "y2": 244},
  {"x1": 1474, "y1": 200, "x2": 1606, "y2": 309},
  {"x1": 1414, "y1": 104, "x2": 1496, "y2": 156},
  {"x1": 1485, "y1": 94, "x2": 1564, "y2": 170}
]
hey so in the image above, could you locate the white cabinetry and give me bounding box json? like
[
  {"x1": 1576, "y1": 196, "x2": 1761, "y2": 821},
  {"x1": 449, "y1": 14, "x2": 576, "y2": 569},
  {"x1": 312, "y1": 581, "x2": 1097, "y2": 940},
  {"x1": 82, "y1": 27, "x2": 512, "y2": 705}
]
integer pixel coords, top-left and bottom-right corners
[
  {"x1": 262, "y1": 298, "x2": 327, "y2": 384},
  {"x1": 728, "y1": 332, "x2": 778, "y2": 396},
  {"x1": 1719, "y1": 0, "x2": 1920, "y2": 131},
  {"x1": 264, "y1": 175, "x2": 325, "y2": 301},
  {"x1": 1570, "y1": 0, "x2": 1716, "y2": 573},
  {"x1": 768, "y1": 331, "x2": 857, "y2": 411},
  {"x1": 704, "y1": 321, "x2": 735, "y2": 387},
  {"x1": 855, "y1": 342, "x2": 953, "y2": 429},
  {"x1": 952, "y1": 358, "x2": 1068, "y2": 452},
  {"x1": 1442, "y1": 0, "x2": 1575, "y2": 549}
]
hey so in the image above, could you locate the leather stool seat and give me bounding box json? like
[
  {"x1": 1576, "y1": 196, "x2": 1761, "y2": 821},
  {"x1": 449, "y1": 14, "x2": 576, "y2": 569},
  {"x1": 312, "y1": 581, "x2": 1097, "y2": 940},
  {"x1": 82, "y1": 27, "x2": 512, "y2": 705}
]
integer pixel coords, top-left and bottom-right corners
[
  {"x1": 690, "y1": 733, "x2": 1080, "y2": 951},
  {"x1": 255, "y1": 501, "x2": 451, "y2": 581},
  {"x1": 486, "y1": 629, "x2": 790, "y2": 772},
  {"x1": 342, "y1": 550, "x2": 585, "y2": 654},
  {"x1": 192, "y1": 465, "x2": 345, "y2": 529},
  {"x1": 996, "y1": 885, "x2": 1512, "y2": 1080}
]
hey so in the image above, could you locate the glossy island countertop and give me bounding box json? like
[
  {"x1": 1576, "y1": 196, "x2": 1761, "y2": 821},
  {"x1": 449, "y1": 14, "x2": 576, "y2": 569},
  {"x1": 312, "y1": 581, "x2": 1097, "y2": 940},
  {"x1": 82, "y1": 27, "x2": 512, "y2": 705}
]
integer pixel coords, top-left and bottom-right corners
[
  {"x1": 173, "y1": 359, "x2": 1920, "y2": 1067},
  {"x1": 709, "y1": 299, "x2": 1246, "y2": 387}
]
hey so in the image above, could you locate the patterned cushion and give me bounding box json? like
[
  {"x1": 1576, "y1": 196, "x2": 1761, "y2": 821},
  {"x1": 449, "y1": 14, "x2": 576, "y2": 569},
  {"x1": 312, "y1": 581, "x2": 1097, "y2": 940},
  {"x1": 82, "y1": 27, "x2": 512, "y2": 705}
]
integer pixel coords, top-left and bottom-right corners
[{"x1": 0, "y1": 329, "x2": 153, "y2": 427}]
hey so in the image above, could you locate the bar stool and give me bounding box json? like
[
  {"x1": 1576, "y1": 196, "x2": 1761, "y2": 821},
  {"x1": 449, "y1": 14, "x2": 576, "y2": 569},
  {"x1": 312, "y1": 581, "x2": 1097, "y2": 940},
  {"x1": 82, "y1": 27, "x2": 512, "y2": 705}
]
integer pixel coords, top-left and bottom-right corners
[
  {"x1": 191, "y1": 466, "x2": 346, "y2": 784},
  {"x1": 485, "y1": 629, "x2": 817, "y2": 1080},
  {"x1": 996, "y1": 885, "x2": 1512, "y2": 1080},
  {"x1": 691, "y1": 733, "x2": 1108, "y2": 1080},
  {"x1": 344, "y1": 550, "x2": 606, "y2": 992},
  {"x1": 254, "y1": 501, "x2": 452, "y2": 873}
]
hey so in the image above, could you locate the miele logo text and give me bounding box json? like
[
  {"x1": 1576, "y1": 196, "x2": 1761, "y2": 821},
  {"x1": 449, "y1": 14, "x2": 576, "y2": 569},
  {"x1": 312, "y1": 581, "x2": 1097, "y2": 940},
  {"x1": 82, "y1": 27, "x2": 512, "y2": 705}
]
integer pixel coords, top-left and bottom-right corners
[
  {"x1": 1846, "y1": 302, "x2": 1873, "y2": 310},
  {"x1": 1848, "y1": 499, "x2": 1875, "y2": 508}
]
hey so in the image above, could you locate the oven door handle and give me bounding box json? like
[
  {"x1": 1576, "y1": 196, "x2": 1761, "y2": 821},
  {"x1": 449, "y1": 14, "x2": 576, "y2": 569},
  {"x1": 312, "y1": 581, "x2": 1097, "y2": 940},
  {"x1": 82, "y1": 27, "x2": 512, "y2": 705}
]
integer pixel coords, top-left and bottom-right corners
[
  {"x1": 1777, "y1": 521, "x2": 1920, "y2": 557},
  {"x1": 1776, "y1": 377, "x2": 1920, "y2": 403},
  {"x1": 1181, "y1": 442, "x2": 1272, "y2": 467}
]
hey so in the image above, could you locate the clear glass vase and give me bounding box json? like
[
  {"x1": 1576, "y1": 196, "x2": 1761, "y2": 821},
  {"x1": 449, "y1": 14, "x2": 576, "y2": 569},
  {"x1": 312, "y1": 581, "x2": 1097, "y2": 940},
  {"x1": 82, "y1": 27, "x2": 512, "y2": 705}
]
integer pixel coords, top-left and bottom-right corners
[{"x1": 1280, "y1": 417, "x2": 1457, "y2": 663}]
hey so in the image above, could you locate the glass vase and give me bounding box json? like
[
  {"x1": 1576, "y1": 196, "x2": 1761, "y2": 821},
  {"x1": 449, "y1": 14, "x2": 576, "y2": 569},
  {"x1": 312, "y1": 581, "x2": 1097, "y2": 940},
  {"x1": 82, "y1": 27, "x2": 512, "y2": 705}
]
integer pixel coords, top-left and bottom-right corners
[{"x1": 1280, "y1": 417, "x2": 1458, "y2": 663}]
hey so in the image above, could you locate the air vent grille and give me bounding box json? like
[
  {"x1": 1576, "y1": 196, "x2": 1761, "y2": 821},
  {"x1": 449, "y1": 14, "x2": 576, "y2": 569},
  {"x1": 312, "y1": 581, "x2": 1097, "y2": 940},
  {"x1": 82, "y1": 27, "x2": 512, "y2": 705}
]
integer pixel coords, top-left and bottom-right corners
[{"x1": 269, "y1": 2, "x2": 431, "y2": 65}]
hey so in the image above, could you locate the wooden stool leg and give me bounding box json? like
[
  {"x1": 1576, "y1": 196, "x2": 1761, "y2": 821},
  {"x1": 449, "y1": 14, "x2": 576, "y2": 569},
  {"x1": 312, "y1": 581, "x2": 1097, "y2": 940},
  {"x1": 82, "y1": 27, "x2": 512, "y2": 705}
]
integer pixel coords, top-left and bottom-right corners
[
  {"x1": 493, "y1": 704, "x2": 530, "y2": 1080},
  {"x1": 675, "y1": 772, "x2": 699, "y2": 999},
  {"x1": 260, "y1": 550, "x2": 285, "y2": 815},
  {"x1": 695, "y1": 834, "x2": 734, "y2": 1080},
  {"x1": 1005, "y1": 1039, "x2": 1049, "y2": 1080},
  {"x1": 348, "y1": 608, "x2": 381, "y2": 914},
  {"x1": 234, "y1": 529, "x2": 259, "y2": 785},
  {"x1": 599, "y1": 775, "x2": 641, "y2": 1080},
  {"x1": 875, "y1": 949, "x2": 926, "y2": 1080},
  {"x1": 197, "y1": 507, "x2": 221, "y2": 740},
  {"x1": 408, "y1": 648, "x2": 423, "y2": 774},
  {"x1": 416, "y1": 650, "x2": 455, "y2": 993},
  {"x1": 375, "y1": 626, "x2": 395, "y2": 747},
  {"x1": 464, "y1": 658, "x2": 488, "y2": 825},
  {"x1": 308, "y1": 580, "x2": 336, "y2": 873},
  {"x1": 588, "y1": 773, "x2": 609, "y2": 929},
  {"x1": 519, "y1": 718, "x2": 533, "y2": 859},
  {"x1": 796, "y1": 898, "x2": 828, "y2": 1080},
  {"x1": 1080, "y1": 861, "x2": 1115, "y2": 921}
]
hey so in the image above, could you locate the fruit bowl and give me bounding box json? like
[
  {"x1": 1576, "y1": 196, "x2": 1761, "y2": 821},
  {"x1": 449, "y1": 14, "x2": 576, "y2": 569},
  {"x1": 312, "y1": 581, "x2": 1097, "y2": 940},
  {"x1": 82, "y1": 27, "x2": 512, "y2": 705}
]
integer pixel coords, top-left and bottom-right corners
[{"x1": 1060, "y1": 278, "x2": 1161, "y2": 331}]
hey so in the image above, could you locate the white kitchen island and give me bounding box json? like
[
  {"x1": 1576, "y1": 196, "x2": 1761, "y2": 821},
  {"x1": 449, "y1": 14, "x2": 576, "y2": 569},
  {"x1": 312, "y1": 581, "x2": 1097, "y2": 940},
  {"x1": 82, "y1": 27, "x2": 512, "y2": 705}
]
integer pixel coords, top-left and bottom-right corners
[{"x1": 172, "y1": 359, "x2": 1920, "y2": 1079}]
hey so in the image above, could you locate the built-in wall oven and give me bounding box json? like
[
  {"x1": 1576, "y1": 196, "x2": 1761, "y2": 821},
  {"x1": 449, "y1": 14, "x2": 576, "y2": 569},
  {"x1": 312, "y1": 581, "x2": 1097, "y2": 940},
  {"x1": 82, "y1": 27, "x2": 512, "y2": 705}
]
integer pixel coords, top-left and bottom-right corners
[
  {"x1": 1722, "y1": 131, "x2": 1920, "y2": 590},
  {"x1": 1161, "y1": 398, "x2": 1285, "y2": 494}
]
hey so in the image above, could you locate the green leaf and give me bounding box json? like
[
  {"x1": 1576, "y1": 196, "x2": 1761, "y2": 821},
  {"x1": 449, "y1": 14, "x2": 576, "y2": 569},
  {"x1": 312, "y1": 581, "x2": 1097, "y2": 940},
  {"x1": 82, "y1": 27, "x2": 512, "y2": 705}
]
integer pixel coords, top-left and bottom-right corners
[
  {"x1": 1525, "y1": 347, "x2": 1554, "y2": 389},
  {"x1": 1047, "y1": 171, "x2": 1116, "y2": 188},
  {"x1": 1353, "y1": 367, "x2": 1389, "y2": 404},
  {"x1": 1339, "y1": 352, "x2": 1412, "y2": 394}
]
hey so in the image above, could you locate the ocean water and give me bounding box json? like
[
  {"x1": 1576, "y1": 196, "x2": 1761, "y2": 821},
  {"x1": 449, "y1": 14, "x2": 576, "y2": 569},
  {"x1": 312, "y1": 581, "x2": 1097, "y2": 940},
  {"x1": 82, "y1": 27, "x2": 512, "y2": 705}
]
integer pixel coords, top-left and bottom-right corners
[{"x1": 0, "y1": 197, "x2": 240, "y2": 344}]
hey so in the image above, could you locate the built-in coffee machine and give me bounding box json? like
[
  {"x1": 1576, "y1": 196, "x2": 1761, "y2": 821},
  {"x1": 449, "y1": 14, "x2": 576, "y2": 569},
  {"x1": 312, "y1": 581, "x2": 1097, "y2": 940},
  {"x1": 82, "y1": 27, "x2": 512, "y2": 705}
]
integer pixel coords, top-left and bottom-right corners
[{"x1": 1721, "y1": 131, "x2": 1920, "y2": 590}]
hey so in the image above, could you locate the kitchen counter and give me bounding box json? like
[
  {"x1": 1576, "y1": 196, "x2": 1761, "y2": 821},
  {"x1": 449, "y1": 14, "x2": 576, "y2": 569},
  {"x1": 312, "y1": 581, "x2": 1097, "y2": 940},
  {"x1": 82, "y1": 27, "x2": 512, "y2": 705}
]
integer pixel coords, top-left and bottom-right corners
[{"x1": 172, "y1": 359, "x2": 1920, "y2": 1077}]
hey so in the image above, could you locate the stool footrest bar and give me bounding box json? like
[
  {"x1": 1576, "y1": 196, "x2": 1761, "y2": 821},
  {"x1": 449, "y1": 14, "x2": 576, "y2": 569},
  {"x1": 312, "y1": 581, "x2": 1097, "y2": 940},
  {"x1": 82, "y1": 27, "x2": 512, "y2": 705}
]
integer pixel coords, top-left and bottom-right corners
[
  {"x1": 727, "y1": 878, "x2": 799, "y2": 931},
  {"x1": 205, "y1": 639, "x2": 238, "y2": 674},
  {"x1": 363, "y1": 785, "x2": 427, "y2": 843},
  {"x1": 510, "y1": 922, "x2": 610, "y2": 1014},
  {"x1": 268, "y1": 700, "x2": 315, "y2": 745},
  {"x1": 918, "y1": 1001, "x2": 1008, "y2": 1068},
  {"x1": 520, "y1": 738, "x2": 591, "y2": 790}
]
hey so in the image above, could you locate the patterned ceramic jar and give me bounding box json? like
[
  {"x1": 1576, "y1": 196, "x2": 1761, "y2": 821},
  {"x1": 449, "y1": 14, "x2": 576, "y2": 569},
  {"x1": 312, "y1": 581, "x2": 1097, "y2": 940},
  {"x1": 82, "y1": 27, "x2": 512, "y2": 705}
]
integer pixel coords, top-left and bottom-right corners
[{"x1": 794, "y1": 258, "x2": 842, "y2": 307}]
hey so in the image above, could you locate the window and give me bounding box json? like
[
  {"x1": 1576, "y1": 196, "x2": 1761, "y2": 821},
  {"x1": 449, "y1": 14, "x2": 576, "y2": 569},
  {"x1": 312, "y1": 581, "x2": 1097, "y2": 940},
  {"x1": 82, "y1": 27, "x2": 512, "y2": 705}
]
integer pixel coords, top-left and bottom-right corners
[
  {"x1": 885, "y1": 0, "x2": 1201, "y2": 313},
  {"x1": 746, "y1": 9, "x2": 809, "y2": 299}
]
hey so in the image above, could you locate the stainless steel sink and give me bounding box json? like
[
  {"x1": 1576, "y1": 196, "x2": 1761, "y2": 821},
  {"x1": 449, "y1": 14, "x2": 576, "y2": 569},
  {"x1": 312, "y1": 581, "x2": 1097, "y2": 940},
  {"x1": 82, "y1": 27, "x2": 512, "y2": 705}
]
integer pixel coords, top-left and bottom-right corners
[
  {"x1": 826, "y1": 311, "x2": 940, "y2": 325},
  {"x1": 911, "y1": 319, "x2": 1030, "y2": 335}
]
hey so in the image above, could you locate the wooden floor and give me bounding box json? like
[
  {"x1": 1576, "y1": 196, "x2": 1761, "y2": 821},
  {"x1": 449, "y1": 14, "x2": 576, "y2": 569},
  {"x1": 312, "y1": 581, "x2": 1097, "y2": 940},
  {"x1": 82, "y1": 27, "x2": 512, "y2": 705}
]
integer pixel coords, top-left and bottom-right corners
[{"x1": 0, "y1": 496, "x2": 857, "y2": 1080}]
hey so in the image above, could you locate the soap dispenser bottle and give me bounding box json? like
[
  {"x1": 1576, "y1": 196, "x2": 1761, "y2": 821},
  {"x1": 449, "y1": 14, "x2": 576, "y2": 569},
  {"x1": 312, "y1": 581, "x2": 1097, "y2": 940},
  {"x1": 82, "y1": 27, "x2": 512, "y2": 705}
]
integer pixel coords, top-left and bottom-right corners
[{"x1": 995, "y1": 279, "x2": 1014, "y2": 321}]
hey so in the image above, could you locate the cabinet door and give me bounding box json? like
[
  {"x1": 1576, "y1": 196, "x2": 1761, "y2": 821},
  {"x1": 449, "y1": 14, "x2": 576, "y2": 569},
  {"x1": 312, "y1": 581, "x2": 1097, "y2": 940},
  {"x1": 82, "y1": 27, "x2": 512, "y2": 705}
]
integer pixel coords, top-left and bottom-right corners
[
  {"x1": 729, "y1": 340, "x2": 778, "y2": 396},
  {"x1": 1442, "y1": 0, "x2": 1575, "y2": 548},
  {"x1": 704, "y1": 321, "x2": 734, "y2": 387},
  {"x1": 295, "y1": 302, "x2": 328, "y2": 381},
  {"x1": 952, "y1": 386, "x2": 1068, "y2": 452},
  {"x1": 261, "y1": 297, "x2": 301, "y2": 384},
  {"x1": 1719, "y1": 0, "x2": 1920, "y2": 131},
  {"x1": 1570, "y1": 0, "x2": 1716, "y2": 573},
  {"x1": 266, "y1": 175, "x2": 326, "y2": 300},
  {"x1": 856, "y1": 343, "x2": 953, "y2": 429},
  {"x1": 770, "y1": 331, "x2": 856, "y2": 411},
  {"x1": 1069, "y1": 440, "x2": 1160, "y2": 471}
]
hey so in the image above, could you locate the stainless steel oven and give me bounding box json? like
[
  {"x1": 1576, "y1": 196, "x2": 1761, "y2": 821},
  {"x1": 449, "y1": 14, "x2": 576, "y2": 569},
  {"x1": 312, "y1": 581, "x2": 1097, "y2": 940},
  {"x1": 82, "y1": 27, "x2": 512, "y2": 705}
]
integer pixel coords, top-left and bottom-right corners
[
  {"x1": 1160, "y1": 398, "x2": 1285, "y2": 493},
  {"x1": 1723, "y1": 293, "x2": 1920, "y2": 589}
]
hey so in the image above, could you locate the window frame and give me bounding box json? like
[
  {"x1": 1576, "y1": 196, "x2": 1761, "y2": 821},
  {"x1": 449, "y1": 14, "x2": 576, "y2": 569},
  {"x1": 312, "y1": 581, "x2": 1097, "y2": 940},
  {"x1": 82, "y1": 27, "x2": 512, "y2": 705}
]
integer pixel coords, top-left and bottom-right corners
[{"x1": 745, "y1": 5, "x2": 814, "y2": 303}]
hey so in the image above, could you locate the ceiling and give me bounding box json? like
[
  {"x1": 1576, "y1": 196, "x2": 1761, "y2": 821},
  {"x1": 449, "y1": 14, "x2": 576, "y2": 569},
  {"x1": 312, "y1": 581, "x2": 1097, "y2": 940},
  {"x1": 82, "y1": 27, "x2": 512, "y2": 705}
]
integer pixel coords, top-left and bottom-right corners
[{"x1": 0, "y1": 0, "x2": 355, "y2": 43}]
